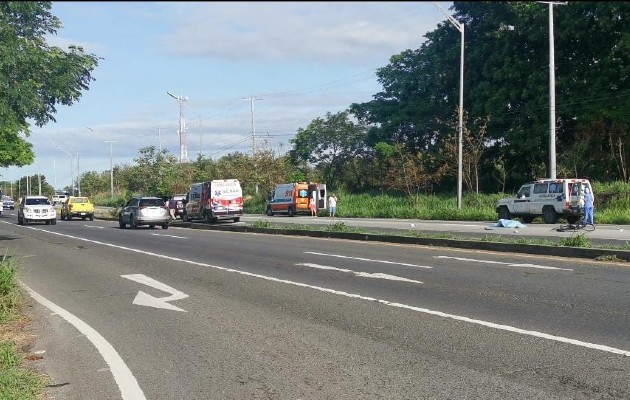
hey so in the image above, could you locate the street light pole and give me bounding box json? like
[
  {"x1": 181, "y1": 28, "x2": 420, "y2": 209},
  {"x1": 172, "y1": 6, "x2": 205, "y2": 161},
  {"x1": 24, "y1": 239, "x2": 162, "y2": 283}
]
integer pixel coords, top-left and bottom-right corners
[
  {"x1": 50, "y1": 139, "x2": 74, "y2": 195},
  {"x1": 167, "y1": 92, "x2": 188, "y2": 163},
  {"x1": 434, "y1": 3, "x2": 464, "y2": 209},
  {"x1": 538, "y1": 1, "x2": 567, "y2": 179},
  {"x1": 88, "y1": 127, "x2": 115, "y2": 198}
]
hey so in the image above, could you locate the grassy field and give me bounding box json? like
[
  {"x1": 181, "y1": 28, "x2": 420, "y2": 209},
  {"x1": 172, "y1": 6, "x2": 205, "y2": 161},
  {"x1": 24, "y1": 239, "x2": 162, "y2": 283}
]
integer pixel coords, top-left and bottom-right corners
[
  {"x1": 0, "y1": 252, "x2": 47, "y2": 399},
  {"x1": 243, "y1": 181, "x2": 630, "y2": 224}
]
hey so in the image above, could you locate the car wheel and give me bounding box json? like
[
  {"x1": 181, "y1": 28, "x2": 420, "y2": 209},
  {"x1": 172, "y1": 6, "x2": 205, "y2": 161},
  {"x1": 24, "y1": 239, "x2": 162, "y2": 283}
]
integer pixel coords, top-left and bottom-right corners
[
  {"x1": 162, "y1": 223, "x2": 169, "y2": 230},
  {"x1": 89, "y1": 214, "x2": 94, "y2": 221},
  {"x1": 149, "y1": 225, "x2": 155, "y2": 229},
  {"x1": 203, "y1": 212, "x2": 210, "y2": 224},
  {"x1": 24, "y1": 218, "x2": 29, "y2": 225},
  {"x1": 17, "y1": 216, "x2": 23, "y2": 225},
  {"x1": 130, "y1": 215, "x2": 137, "y2": 229},
  {"x1": 118, "y1": 215, "x2": 126, "y2": 229},
  {"x1": 182, "y1": 212, "x2": 189, "y2": 222},
  {"x1": 233, "y1": 217, "x2": 240, "y2": 223},
  {"x1": 51, "y1": 218, "x2": 56, "y2": 225},
  {"x1": 266, "y1": 207, "x2": 273, "y2": 216},
  {"x1": 497, "y1": 206, "x2": 511, "y2": 220},
  {"x1": 288, "y1": 206, "x2": 295, "y2": 217},
  {"x1": 542, "y1": 207, "x2": 558, "y2": 224}
]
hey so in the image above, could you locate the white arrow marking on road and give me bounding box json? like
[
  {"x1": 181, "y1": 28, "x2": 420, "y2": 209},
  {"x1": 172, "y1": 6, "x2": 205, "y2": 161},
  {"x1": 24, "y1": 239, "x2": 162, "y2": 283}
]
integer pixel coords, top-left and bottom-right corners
[
  {"x1": 121, "y1": 274, "x2": 189, "y2": 312},
  {"x1": 434, "y1": 255, "x2": 573, "y2": 271},
  {"x1": 85, "y1": 225, "x2": 105, "y2": 229},
  {"x1": 296, "y1": 263, "x2": 423, "y2": 284},
  {"x1": 305, "y1": 251, "x2": 433, "y2": 269}
]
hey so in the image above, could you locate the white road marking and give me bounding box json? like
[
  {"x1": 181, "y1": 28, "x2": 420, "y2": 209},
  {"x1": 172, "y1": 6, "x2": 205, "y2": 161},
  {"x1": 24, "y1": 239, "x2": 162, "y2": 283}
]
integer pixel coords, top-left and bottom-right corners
[
  {"x1": 85, "y1": 225, "x2": 105, "y2": 229},
  {"x1": 150, "y1": 233, "x2": 186, "y2": 239},
  {"x1": 305, "y1": 251, "x2": 432, "y2": 269},
  {"x1": 121, "y1": 274, "x2": 189, "y2": 312},
  {"x1": 296, "y1": 263, "x2": 423, "y2": 284},
  {"x1": 434, "y1": 255, "x2": 573, "y2": 271},
  {"x1": 21, "y1": 283, "x2": 146, "y2": 400},
  {"x1": 12, "y1": 223, "x2": 629, "y2": 357}
]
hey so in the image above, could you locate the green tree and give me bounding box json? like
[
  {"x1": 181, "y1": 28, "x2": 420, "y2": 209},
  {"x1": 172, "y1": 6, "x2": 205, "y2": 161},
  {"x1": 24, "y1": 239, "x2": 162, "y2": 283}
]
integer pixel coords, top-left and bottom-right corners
[
  {"x1": 288, "y1": 111, "x2": 368, "y2": 191},
  {"x1": 0, "y1": 2, "x2": 99, "y2": 168}
]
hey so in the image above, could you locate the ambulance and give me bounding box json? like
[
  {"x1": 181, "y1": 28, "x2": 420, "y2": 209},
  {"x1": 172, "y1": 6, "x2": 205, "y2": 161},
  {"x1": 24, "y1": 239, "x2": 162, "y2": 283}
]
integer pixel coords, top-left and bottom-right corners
[
  {"x1": 265, "y1": 182, "x2": 327, "y2": 216},
  {"x1": 182, "y1": 179, "x2": 243, "y2": 223}
]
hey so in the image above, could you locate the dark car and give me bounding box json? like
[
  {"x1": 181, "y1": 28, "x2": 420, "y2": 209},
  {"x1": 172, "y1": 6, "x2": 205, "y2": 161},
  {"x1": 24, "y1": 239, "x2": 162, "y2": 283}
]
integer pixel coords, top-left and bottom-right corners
[
  {"x1": 118, "y1": 196, "x2": 169, "y2": 229},
  {"x1": 2, "y1": 196, "x2": 15, "y2": 210}
]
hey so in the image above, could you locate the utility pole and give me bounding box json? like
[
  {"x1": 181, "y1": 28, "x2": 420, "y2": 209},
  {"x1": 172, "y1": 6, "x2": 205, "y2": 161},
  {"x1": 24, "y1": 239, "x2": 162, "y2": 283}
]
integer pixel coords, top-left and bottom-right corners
[
  {"x1": 243, "y1": 96, "x2": 262, "y2": 156},
  {"x1": 88, "y1": 126, "x2": 115, "y2": 199},
  {"x1": 243, "y1": 96, "x2": 262, "y2": 194},
  {"x1": 434, "y1": 2, "x2": 464, "y2": 209},
  {"x1": 167, "y1": 92, "x2": 188, "y2": 163},
  {"x1": 537, "y1": 1, "x2": 567, "y2": 179}
]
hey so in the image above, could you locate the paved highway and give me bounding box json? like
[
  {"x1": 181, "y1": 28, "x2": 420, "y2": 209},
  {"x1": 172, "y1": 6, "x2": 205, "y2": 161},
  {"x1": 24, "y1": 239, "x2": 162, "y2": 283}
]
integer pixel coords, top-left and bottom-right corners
[{"x1": 1, "y1": 212, "x2": 629, "y2": 399}]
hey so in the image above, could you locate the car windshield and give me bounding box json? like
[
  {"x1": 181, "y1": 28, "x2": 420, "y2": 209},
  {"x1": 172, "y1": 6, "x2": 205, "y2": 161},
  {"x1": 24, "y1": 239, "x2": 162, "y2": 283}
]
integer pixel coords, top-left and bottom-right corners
[
  {"x1": 25, "y1": 198, "x2": 50, "y2": 206},
  {"x1": 139, "y1": 198, "x2": 165, "y2": 207},
  {"x1": 70, "y1": 197, "x2": 88, "y2": 203}
]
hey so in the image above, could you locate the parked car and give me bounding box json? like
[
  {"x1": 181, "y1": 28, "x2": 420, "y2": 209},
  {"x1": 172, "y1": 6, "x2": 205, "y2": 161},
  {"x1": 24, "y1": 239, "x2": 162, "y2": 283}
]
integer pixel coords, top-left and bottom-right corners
[
  {"x1": 496, "y1": 178, "x2": 593, "y2": 224},
  {"x1": 18, "y1": 195, "x2": 57, "y2": 225},
  {"x1": 2, "y1": 196, "x2": 14, "y2": 210},
  {"x1": 61, "y1": 196, "x2": 95, "y2": 221},
  {"x1": 118, "y1": 196, "x2": 169, "y2": 229},
  {"x1": 52, "y1": 194, "x2": 68, "y2": 205},
  {"x1": 173, "y1": 194, "x2": 187, "y2": 219}
]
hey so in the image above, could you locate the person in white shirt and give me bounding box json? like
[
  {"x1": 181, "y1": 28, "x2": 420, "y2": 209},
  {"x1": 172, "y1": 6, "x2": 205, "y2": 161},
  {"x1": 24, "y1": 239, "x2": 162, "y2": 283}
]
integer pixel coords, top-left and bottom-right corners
[{"x1": 328, "y1": 193, "x2": 337, "y2": 218}]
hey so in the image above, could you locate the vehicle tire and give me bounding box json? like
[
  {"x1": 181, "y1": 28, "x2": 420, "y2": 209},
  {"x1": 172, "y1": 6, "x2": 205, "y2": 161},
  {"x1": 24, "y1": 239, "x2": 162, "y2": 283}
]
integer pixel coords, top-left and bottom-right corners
[
  {"x1": 17, "y1": 216, "x2": 23, "y2": 225},
  {"x1": 162, "y1": 223, "x2": 169, "y2": 230},
  {"x1": 130, "y1": 215, "x2": 137, "y2": 229},
  {"x1": 203, "y1": 212, "x2": 210, "y2": 224},
  {"x1": 45, "y1": 220, "x2": 50, "y2": 225},
  {"x1": 522, "y1": 216, "x2": 535, "y2": 223},
  {"x1": 233, "y1": 217, "x2": 240, "y2": 223},
  {"x1": 497, "y1": 206, "x2": 511, "y2": 220},
  {"x1": 542, "y1": 207, "x2": 558, "y2": 224},
  {"x1": 118, "y1": 215, "x2": 126, "y2": 229},
  {"x1": 266, "y1": 207, "x2": 273, "y2": 216},
  {"x1": 182, "y1": 212, "x2": 189, "y2": 222},
  {"x1": 24, "y1": 219, "x2": 29, "y2": 225},
  {"x1": 288, "y1": 206, "x2": 295, "y2": 217},
  {"x1": 51, "y1": 218, "x2": 56, "y2": 225},
  {"x1": 89, "y1": 214, "x2": 94, "y2": 221},
  {"x1": 66, "y1": 214, "x2": 72, "y2": 221},
  {"x1": 149, "y1": 225, "x2": 155, "y2": 229}
]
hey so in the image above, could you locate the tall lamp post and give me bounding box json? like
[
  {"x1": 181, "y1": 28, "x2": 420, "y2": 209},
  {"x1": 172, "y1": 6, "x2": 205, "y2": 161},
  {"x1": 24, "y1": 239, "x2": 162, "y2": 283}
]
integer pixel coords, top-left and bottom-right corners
[
  {"x1": 87, "y1": 127, "x2": 115, "y2": 198},
  {"x1": 166, "y1": 92, "x2": 188, "y2": 163},
  {"x1": 538, "y1": 1, "x2": 567, "y2": 179},
  {"x1": 50, "y1": 139, "x2": 74, "y2": 195},
  {"x1": 434, "y1": 3, "x2": 464, "y2": 209}
]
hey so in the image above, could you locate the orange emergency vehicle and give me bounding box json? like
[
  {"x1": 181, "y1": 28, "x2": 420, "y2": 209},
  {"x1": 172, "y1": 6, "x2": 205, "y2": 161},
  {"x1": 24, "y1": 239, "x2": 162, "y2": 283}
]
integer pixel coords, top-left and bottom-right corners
[{"x1": 265, "y1": 182, "x2": 327, "y2": 216}]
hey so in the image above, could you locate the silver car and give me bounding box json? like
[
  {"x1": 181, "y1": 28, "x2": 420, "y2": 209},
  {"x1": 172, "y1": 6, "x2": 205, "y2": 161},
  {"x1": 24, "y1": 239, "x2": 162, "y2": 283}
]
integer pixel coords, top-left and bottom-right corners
[{"x1": 118, "y1": 196, "x2": 169, "y2": 229}]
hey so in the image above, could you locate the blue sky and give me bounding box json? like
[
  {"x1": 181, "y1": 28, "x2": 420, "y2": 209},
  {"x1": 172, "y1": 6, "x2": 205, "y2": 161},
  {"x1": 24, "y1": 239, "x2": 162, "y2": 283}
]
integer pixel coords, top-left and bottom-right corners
[{"x1": 3, "y1": 1, "x2": 453, "y2": 191}]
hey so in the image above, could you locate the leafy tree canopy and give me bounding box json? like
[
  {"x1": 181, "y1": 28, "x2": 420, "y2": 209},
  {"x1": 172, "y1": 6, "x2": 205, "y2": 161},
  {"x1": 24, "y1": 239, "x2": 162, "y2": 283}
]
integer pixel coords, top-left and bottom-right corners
[{"x1": 0, "y1": 1, "x2": 100, "y2": 168}]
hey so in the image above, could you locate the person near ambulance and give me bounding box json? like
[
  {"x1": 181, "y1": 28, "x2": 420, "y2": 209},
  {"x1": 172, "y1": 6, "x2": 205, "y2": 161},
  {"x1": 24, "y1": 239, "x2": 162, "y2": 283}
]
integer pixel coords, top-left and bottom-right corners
[
  {"x1": 582, "y1": 187, "x2": 595, "y2": 225},
  {"x1": 309, "y1": 191, "x2": 317, "y2": 217},
  {"x1": 328, "y1": 193, "x2": 337, "y2": 218}
]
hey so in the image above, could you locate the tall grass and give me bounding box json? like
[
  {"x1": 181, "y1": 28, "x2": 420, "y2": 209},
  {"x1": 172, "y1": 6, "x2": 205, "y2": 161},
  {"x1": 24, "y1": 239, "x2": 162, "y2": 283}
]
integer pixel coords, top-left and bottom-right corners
[
  {"x1": 0, "y1": 252, "x2": 48, "y2": 399},
  {"x1": 243, "y1": 181, "x2": 630, "y2": 224}
]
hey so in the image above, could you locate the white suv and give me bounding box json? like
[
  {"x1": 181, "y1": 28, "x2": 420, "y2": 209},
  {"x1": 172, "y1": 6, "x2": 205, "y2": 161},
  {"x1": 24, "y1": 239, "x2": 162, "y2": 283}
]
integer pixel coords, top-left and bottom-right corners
[
  {"x1": 18, "y1": 195, "x2": 57, "y2": 225},
  {"x1": 496, "y1": 178, "x2": 593, "y2": 224}
]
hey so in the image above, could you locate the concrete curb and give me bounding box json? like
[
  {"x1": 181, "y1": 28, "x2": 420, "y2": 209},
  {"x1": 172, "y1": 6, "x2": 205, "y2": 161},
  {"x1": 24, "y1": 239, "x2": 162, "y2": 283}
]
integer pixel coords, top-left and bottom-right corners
[{"x1": 177, "y1": 221, "x2": 630, "y2": 262}]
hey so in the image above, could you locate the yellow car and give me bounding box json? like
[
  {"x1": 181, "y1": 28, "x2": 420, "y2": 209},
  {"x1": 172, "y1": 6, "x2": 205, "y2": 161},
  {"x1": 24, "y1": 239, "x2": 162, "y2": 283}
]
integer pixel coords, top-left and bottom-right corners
[{"x1": 61, "y1": 196, "x2": 95, "y2": 221}]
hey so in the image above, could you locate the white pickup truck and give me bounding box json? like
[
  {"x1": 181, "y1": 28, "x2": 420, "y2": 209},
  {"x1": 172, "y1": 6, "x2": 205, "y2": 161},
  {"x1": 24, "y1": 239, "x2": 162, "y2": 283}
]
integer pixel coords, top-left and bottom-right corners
[{"x1": 496, "y1": 178, "x2": 592, "y2": 224}]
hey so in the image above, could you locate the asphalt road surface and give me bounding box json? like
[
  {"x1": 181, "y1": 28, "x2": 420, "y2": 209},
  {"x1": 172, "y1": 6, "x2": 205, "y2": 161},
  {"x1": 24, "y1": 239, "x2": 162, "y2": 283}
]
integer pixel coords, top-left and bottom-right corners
[{"x1": 1, "y1": 212, "x2": 629, "y2": 399}]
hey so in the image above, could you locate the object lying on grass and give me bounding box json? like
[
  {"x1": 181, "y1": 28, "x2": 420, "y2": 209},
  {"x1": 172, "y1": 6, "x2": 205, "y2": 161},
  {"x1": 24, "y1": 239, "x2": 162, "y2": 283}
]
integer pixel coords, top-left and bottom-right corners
[{"x1": 493, "y1": 219, "x2": 527, "y2": 228}]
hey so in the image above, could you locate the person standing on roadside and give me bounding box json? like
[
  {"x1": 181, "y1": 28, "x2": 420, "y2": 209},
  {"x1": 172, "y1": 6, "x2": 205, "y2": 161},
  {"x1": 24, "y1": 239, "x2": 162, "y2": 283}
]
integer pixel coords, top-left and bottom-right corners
[
  {"x1": 582, "y1": 187, "x2": 595, "y2": 225},
  {"x1": 309, "y1": 192, "x2": 317, "y2": 217},
  {"x1": 168, "y1": 197, "x2": 177, "y2": 222},
  {"x1": 328, "y1": 193, "x2": 337, "y2": 218}
]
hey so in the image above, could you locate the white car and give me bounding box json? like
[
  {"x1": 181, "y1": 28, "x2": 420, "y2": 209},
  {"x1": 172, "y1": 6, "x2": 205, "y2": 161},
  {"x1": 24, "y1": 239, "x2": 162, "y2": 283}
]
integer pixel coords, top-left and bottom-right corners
[{"x1": 18, "y1": 195, "x2": 57, "y2": 225}]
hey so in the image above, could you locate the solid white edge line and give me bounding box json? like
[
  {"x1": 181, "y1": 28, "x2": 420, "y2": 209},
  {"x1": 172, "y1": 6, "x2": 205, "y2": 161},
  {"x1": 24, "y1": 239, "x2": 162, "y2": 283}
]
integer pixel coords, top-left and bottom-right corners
[
  {"x1": 15, "y1": 223, "x2": 630, "y2": 358},
  {"x1": 21, "y1": 283, "x2": 146, "y2": 400}
]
